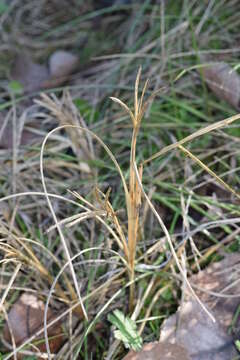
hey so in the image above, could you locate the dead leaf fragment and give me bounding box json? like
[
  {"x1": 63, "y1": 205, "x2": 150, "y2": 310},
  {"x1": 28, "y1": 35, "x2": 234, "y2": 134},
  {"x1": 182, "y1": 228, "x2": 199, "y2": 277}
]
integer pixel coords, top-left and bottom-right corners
[
  {"x1": 0, "y1": 111, "x2": 42, "y2": 149},
  {"x1": 160, "y1": 300, "x2": 237, "y2": 360},
  {"x1": 0, "y1": 123, "x2": 42, "y2": 149},
  {"x1": 190, "y1": 253, "x2": 240, "y2": 331},
  {"x1": 123, "y1": 342, "x2": 191, "y2": 360},
  {"x1": 11, "y1": 54, "x2": 49, "y2": 93},
  {"x1": 11, "y1": 50, "x2": 78, "y2": 93},
  {"x1": 3, "y1": 293, "x2": 64, "y2": 359},
  {"x1": 160, "y1": 254, "x2": 240, "y2": 360},
  {"x1": 201, "y1": 61, "x2": 240, "y2": 110}
]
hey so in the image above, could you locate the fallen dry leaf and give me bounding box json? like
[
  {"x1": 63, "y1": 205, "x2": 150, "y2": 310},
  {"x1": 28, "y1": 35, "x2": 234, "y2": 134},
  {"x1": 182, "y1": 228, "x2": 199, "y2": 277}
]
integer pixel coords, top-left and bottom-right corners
[
  {"x1": 190, "y1": 253, "x2": 240, "y2": 331},
  {"x1": 160, "y1": 254, "x2": 240, "y2": 360},
  {"x1": 160, "y1": 300, "x2": 237, "y2": 360},
  {"x1": 3, "y1": 293, "x2": 64, "y2": 359},
  {"x1": 201, "y1": 61, "x2": 240, "y2": 110},
  {"x1": 11, "y1": 54, "x2": 49, "y2": 93},
  {"x1": 3, "y1": 50, "x2": 78, "y2": 149},
  {"x1": 0, "y1": 111, "x2": 42, "y2": 149},
  {"x1": 123, "y1": 342, "x2": 191, "y2": 360},
  {"x1": 11, "y1": 50, "x2": 78, "y2": 93}
]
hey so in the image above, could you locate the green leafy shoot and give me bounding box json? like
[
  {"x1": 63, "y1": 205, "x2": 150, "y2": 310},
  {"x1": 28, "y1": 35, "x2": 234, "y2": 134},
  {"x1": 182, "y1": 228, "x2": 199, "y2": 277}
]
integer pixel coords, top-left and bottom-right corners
[
  {"x1": 235, "y1": 340, "x2": 240, "y2": 352},
  {"x1": 108, "y1": 309, "x2": 142, "y2": 351},
  {"x1": 8, "y1": 80, "x2": 24, "y2": 95}
]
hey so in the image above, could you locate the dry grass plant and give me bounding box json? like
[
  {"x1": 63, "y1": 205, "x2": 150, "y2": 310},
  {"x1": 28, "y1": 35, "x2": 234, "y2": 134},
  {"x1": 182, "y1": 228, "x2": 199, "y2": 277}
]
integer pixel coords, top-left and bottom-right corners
[
  {"x1": 2, "y1": 67, "x2": 240, "y2": 358},
  {"x1": 1, "y1": 1, "x2": 240, "y2": 357}
]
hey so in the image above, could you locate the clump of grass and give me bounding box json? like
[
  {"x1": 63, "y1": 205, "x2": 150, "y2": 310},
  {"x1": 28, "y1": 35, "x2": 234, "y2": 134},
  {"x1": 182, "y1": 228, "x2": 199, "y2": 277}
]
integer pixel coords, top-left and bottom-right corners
[
  {"x1": 2, "y1": 66, "x2": 240, "y2": 359},
  {"x1": 1, "y1": 1, "x2": 240, "y2": 358}
]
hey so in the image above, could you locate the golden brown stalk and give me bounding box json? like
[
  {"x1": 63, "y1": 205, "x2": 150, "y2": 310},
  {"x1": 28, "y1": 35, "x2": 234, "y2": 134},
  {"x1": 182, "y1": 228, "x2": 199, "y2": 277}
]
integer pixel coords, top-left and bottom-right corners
[{"x1": 112, "y1": 68, "x2": 151, "y2": 311}]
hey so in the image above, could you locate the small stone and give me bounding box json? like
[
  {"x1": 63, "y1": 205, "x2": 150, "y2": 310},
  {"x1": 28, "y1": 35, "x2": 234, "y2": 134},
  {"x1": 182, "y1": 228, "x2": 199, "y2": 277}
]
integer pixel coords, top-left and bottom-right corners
[{"x1": 49, "y1": 50, "x2": 78, "y2": 78}]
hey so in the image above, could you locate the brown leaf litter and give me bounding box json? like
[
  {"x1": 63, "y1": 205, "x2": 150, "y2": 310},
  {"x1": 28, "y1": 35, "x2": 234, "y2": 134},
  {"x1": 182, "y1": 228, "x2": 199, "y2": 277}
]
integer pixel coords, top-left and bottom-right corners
[
  {"x1": 11, "y1": 50, "x2": 78, "y2": 93},
  {"x1": 190, "y1": 253, "x2": 240, "y2": 331},
  {"x1": 0, "y1": 50, "x2": 79, "y2": 149},
  {"x1": 124, "y1": 254, "x2": 240, "y2": 360},
  {"x1": 201, "y1": 60, "x2": 240, "y2": 111},
  {"x1": 0, "y1": 110, "x2": 42, "y2": 149},
  {"x1": 160, "y1": 253, "x2": 240, "y2": 360},
  {"x1": 2, "y1": 293, "x2": 64, "y2": 359},
  {"x1": 123, "y1": 342, "x2": 191, "y2": 360},
  {"x1": 160, "y1": 299, "x2": 237, "y2": 360}
]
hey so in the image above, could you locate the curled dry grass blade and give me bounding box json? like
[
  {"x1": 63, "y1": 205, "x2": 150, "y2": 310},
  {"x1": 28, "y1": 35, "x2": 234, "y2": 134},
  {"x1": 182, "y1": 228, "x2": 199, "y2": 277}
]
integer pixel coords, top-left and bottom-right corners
[{"x1": 36, "y1": 120, "x2": 132, "y2": 319}]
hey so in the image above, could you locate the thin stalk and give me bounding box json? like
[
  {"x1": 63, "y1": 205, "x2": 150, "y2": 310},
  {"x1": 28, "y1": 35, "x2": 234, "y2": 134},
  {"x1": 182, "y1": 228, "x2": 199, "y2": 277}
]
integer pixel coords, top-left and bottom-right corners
[
  {"x1": 128, "y1": 68, "x2": 143, "y2": 311},
  {"x1": 110, "y1": 68, "x2": 151, "y2": 311},
  {"x1": 128, "y1": 126, "x2": 139, "y2": 310}
]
